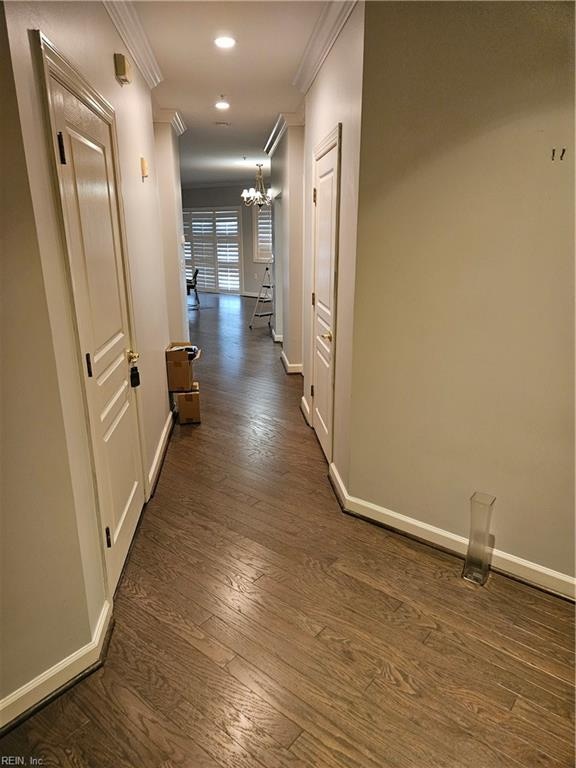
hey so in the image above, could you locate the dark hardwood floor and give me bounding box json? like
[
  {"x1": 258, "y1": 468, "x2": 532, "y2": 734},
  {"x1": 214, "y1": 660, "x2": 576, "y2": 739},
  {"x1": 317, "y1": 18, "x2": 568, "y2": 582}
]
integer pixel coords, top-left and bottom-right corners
[{"x1": 2, "y1": 293, "x2": 575, "y2": 767}]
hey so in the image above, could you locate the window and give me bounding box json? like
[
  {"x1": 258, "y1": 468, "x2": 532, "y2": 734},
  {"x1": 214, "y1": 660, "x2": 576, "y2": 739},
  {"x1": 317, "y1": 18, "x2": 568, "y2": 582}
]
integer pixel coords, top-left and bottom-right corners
[
  {"x1": 183, "y1": 207, "x2": 242, "y2": 293},
  {"x1": 253, "y1": 206, "x2": 273, "y2": 263}
]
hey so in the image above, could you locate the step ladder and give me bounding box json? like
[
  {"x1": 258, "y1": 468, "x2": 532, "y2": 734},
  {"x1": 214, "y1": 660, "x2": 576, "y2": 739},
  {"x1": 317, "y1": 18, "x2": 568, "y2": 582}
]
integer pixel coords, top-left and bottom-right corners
[{"x1": 249, "y1": 263, "x2": 274, "y2": 330}]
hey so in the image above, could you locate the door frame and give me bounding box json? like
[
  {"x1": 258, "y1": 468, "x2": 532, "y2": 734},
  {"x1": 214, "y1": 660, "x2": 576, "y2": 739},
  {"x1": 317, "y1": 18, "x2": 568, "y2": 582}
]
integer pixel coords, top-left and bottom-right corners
[
  {"x1": 34, "y1": 31, "x2": 148, "y2": 590},
  {"x1": 310, "y1": 123, "x2": 342, "y2": 461}
]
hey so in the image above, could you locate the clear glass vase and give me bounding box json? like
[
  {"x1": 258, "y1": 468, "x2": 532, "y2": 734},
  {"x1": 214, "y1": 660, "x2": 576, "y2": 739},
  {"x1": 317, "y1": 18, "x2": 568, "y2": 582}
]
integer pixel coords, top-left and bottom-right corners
[{"x1": 462, "y1": 492, "x2": 496, "y2": 586}]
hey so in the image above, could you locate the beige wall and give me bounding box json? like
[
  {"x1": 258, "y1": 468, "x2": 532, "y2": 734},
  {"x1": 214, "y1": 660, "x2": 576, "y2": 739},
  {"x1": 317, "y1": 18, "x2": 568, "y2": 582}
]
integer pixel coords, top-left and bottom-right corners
[
  {"x1": 1, "y1": 0, "x2": 172, "y2": 711},
  {"x1": 271, "y1": 136, "x2": 287, "y2": 340},
  {"x1": 0, "y1": 8, "x2": 95, "y2": 697},
  {"x1": 154, "y1": 119, "x2": 189, "y2": 341},
  {"x1": 270, "y1": 125, "x2": 305, "y2": 367},
  {"x1": 302, "y1": 2, "x2": 365, "y2": 481},
  {"x1": 349, "y1": 1, "x2": 575, "y2": 578},
  {"x1": 182, "y1": 185, "x2": 266, "y2": 296},
  {"x1": 3, "y1": 1, "x2": 171, "y2": 487}
]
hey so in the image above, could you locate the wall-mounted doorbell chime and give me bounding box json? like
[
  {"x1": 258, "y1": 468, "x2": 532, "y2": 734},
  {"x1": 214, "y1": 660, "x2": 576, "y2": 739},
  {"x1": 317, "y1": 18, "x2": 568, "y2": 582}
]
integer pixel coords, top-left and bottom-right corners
[{"x1": 114, "y1": 53, "x2": 132, "y2": 85}]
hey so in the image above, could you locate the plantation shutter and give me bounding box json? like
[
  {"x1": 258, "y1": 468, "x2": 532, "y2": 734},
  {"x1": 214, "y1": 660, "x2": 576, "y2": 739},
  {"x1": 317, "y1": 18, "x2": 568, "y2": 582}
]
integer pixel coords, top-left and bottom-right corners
[
  {"x1": 183, "y1": 207, "x2": 241, "y2": 293},
  {"x1": 215, "y1": 209, "x2": 241, "y2": 292},
  {"x1": 188, "y1": 210, "x2": 217, "y2": 291},
  {"x1": 254, "y1": 206, "x2": 273, "y2": 262}
]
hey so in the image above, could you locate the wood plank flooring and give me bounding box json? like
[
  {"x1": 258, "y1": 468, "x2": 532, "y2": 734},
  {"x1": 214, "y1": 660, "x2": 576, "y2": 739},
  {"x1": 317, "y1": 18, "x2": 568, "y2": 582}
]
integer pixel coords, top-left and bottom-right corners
[{"x1": 2, "y1": 293, "x2": 574, "y2": 767}]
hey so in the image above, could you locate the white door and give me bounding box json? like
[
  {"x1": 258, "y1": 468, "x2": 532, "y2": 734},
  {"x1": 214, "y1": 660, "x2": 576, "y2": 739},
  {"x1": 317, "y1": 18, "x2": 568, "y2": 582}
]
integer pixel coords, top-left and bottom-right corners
[
  {"x1": 312, "y1": 126, "x2": 341, "y2": 461},
  {"x1": 47, "y1": 71, "x2": 145, "y2": 591}
]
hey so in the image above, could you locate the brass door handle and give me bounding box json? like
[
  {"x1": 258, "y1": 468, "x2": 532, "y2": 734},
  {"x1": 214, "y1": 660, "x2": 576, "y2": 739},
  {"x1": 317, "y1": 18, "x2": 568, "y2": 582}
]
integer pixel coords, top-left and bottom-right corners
[
  {"x1": 320, "y1": 331, "x2": 333, "y2": 342},
  {"x1": 127, "y1": 349, "x2": 140, "y2": 364}
]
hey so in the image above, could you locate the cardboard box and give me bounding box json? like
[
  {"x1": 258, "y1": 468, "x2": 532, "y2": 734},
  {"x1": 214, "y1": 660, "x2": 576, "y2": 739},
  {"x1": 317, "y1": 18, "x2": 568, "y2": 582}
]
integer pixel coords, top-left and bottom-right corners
[
  {"x1": 175, "y1": 387, "x2": 201, "y2": 424},
  {"x1": 165, "y1": 343, "x2": 201, "y2": 392}
]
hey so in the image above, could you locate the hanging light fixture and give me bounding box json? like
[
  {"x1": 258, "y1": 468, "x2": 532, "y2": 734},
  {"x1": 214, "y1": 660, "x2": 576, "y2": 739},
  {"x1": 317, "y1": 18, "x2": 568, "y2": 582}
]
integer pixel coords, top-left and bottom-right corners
[{"x1": 241, "y1": 164, "x2": 272, "y2": 208}]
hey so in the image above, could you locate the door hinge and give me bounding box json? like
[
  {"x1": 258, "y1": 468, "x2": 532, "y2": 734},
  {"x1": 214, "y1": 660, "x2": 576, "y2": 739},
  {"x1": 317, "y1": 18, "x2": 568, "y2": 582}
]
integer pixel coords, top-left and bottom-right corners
[
  {"x1": 105, "y1": 526, "x2": 112, "y2": 548},
  {"x1": 85, "y1": 353, "x2": 93, "y2": 378},
  {"x1": 57, "y1": 131, "x2": 67, "y2": 165},
  {"x1": 310, "y1": 385, "x2": 315, "y2": 398},
  {"x1": 313, "y1": 187, "x2": 317, "y2": 205},
  {"x1": 312, "y1": 292, "x2": 315, "y2": 307}
]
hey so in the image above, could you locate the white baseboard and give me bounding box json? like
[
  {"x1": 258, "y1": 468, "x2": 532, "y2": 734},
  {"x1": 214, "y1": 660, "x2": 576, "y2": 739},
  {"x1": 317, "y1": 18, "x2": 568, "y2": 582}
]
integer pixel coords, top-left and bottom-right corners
[
  {"x1": 147, "y1": 410, "x2": 173, "y2": 498},
  {"x1": 328, "y1": 463, "x2": 576, "y2": 600},
  {"x1": 281, "y1": 350, "x2": 303, "y2": 374},
  {"x1": 0, "y1": 600, "x2": 112, "y2": 728},
  {"x1": 300, "y1": 395, "x2": 312, "y2": 425},
  {"x1": 241, "y1": 291, "x2": 259, "y2": 298},
  {"x1": 272, "y1": 329, "x2": 283, "y2": 343}
]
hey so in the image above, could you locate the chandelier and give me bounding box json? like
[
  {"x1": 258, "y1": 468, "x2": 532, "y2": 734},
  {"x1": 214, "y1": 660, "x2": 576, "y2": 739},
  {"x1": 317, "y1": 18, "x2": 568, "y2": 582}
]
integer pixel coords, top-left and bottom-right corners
[{"x1": 241, "y1": 164, "x2": 272, "y2": 208}]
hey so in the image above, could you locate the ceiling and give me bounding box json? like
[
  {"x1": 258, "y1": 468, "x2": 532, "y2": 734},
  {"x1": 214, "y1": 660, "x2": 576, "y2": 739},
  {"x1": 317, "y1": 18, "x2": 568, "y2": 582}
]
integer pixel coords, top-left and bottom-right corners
[{"x1": 135, "y1": 1, "x2": 325, "y2": 187}]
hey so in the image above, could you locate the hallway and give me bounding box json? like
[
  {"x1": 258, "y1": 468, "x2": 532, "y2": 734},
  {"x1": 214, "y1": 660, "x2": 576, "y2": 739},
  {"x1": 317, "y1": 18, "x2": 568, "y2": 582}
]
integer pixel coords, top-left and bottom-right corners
[{"x1": 2, "y1": 295, "x2": 574, "y2": 767}]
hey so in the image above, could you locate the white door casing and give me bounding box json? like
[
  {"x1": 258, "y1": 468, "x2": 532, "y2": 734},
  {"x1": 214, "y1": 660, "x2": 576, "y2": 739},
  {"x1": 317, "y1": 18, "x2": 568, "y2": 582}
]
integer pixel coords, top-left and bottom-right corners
[
  {"x1": 39, "y1": 35, "x2": 146, "y2": 592},
  {"x1": 311, "y1": 125, "x2": 341, "y2": 462}
]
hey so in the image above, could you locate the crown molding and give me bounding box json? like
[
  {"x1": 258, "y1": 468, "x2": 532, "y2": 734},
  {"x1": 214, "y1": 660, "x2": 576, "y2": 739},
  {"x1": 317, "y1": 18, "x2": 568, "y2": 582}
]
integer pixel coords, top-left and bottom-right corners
[
  {"x1": 293, "y1": 1, "x2": 357, "y2": 94},
  {"x1": 264, "y1": 115, "x2": 285, "y2": 156},
  {"x1": 154, "y1": 109, "x2": 187, "y2": 136},
  {"x1": 264, "y1": 112, "x2": 305, "y2": 157},
  {"x1": 182, "y1": 179, "x2": 256, "y2": 191},
  {"x1": 103, "y1": 1, "x2": 163, "y2": 89}
]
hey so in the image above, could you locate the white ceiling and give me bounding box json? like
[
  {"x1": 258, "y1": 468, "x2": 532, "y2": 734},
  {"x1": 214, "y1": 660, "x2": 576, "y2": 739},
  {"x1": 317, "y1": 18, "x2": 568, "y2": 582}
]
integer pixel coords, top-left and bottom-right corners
[{"x1": 135, "y1": 1, "x2": 325, "y2": 187}]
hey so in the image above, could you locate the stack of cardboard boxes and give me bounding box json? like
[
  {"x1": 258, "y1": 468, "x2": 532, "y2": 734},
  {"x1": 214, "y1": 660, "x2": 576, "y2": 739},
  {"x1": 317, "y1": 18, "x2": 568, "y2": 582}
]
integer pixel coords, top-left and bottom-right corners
[{"x1": 165, "y1": 342, "x2": 202, "y2": 424}]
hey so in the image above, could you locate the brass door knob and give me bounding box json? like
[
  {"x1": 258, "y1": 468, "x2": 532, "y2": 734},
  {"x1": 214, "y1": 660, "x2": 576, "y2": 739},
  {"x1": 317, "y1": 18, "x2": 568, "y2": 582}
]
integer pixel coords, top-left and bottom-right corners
[
  {"x1": 320, "y1": 331, "x2": 333, "y2": 342},
  {"x1": 127, "y1": 349, "x2": 140, "y2": 364}
]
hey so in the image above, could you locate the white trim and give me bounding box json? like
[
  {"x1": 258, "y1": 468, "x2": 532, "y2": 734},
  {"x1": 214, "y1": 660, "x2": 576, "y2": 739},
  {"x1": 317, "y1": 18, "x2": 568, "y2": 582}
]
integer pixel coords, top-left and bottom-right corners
[
  {"x1": 264, "y1": 115, "x2": 286, "y2": 157},
  {"x1": 103, "y1": 1, "x2": 163, "y2": 89},
  {"x1": 300, "y1": 395, "x2": 312, "y2": 425},
  {"x1": 146, "y1": 410, "x2": 173, "y2": 498},
  {"x1": 241, "y1": 291, "x2": 259, "y2": 299},
  {"x1": 37, "y1": 32, "x2": 114, "y2": 122},
  {"x1": 153, "y1": 109, "x2": 187, "y2": 136},
  {"x1": 193, "y1": 288, "x2": 247, "y2": 297},
  {"x1": 293, "y1": 1, "x2": 357, "y2": 94},
  {"x1": 314, "y1": 124, "x2": 340, "y2": 161},
  {"x1": 281, "y1": 351, "x2": 303, "y2": 374},
  {"x1": 272, "y1": 329, "x2": 283, "y2": 343},
  {"x1": 264, "y1": 112, "x2": 305, "y2": 157},
  {"x1": 183, "y1": 179, "x2": 256, "y2": 191},
  {"x1": 328, "y1": 463, "x2": 576, "y2": 600},
  {"x1": 0, "y1": 600, "x2": 112, "y2": 728}
]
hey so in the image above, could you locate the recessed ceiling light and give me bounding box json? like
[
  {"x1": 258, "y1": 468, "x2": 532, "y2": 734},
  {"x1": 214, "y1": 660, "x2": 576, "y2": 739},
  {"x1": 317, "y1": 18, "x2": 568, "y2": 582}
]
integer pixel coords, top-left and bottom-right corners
[
  {"x1": 215, "y1": 95, "x2": 230, "y2": 110},
  {"x1": 214, "y1": 36, "x2": 236, "y2": 49}
]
